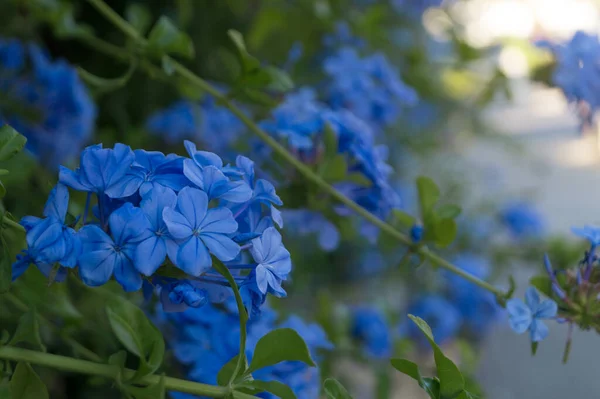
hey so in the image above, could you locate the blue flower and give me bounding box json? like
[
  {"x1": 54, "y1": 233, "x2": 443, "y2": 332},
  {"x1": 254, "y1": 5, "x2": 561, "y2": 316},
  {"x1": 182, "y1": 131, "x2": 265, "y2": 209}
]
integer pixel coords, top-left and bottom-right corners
[
  {"x1": 404, "y1": 295, "x2": 461, "y2": 345},
  {"x1": 571, "y1": 225, "x2": 600, "y2": 246},
  {"x1": 392, "y1": 0, "x2": 445, "y2": 18},
  {"x1": 78, "y1": 203, "x2": 151, "y2": 292},
  {"x1": 500, "y1": 201, "x2": 545, "y2": 239},
  {"x1": 351, "y1": 306, "x2": 392, "y2": 359},
  {"x1": 410, "y1": 223, "x2": 424, "y2": 243},
  {"x1": 282, "y1": 209, "x2": 340, "y2": 251},
  {"x1": 146, "y1": 101, "x2": 200, "y2": 145},
  {"x1": 12, "y1": 184, "x2": 80, "y2": 281},
  {"x1": 249, "y1": 227, "x2": 291, "y2": 296},
  {"x1": 163, "y1": 187, "x2": 240, "y2": 275},
  {"x1": 0, "y1": 40, "x2": 96, "y2": 168},
  {"x1": 59, "y1": 143, "x2": 136, "y2": 198},
  {"x1": 507, "y1": 287, "x2": 557, "y2": 342}
]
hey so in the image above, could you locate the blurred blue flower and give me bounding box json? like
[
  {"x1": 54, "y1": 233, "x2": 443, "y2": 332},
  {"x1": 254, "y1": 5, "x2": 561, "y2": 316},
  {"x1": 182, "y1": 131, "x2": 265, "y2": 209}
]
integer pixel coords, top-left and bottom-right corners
[
  {"x1": 351, "y1": 306, "x2": 392, "y2": 359},
  {"x1": 507, "y1": 287, "x2": 557, "y2": 342},
  {"x1": 0, "y1": 39, "x2": 96, "y2": 167},
  {"x1": 282, "y1": 209, "x2": 340, "y2": 251},
  {"x1": 392, "y1": 0, "x2": 445, "y2": 18},
  {"x1": 404, "y1": 295, "x2": 461, "y2": 345},
  {"x1": 571, "y1": 225, "x2": 600, "y2": 246},
  {"x1": 146, "y1": 101, "x2": 200, "y2": 145},
  {"x1": 499, "y1": 201, "x2": 545, "y2": 239}
]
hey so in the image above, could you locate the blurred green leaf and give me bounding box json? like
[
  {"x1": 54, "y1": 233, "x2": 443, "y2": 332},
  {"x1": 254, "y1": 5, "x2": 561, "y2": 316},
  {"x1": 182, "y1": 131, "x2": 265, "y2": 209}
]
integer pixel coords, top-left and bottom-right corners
[
  {"x1": 416, "y1": 176, "x2": 440, "y2": 219},
  {"x1": 323, "y1": 378, "x2": 353, "y2": 399},
  {"x1": 147, "y1": 16, "x2": 195, "y2": 59},
  {"x1": 228, "y1": 30, "x2": 261, "y2": 73},
  {"x1": 434, "y1": 218, "x2": 457, "y2": 248},
  {"x1": 126, "y1": 3, "x2": 152, "y2": 35},
  {"x1": 529, "y1": 275, "x2": 552, "y2": 297},
  {"x1": 390, "y1": 358, "x2": 440, "y2": 399},
  {"x1": 247, "y1": 380, "x2": 296, "y2": 399},
  {"x1": 77, "y1": 61, "x2": 137, "y2": 92},
  {"x1": 321, "y1": 155, "x2": 347, "y2": 182},
  {"x1": 392, "y1": 210, "x2": 416, "y2": 228},
  {"x1": 106, "y1": 297, "x2": 165, "y2": 380},
  {"x1": 436, "y1": 204, "x2": 461, "y2": 220},
  {"x1": 9, "y1": 310, "x2": 45, "y2": 352},
  {"x1": 323, "y1": 123, "x2": 338, "y2": 159},
  {"x1": 531, "y1": 341, "x2": 539, "y2": 356},
  {"x1": 0, "y1": 125, "x2": 26, "y2": 162},
  {"x1": 247, "y1": 328, "x2": 316, "y2": 374},
  {"x1": 10, "y1": 363, "x2": 48, "y2": 399},
  {"x1": 263, "y1": 66, "x2": 294, "y2": 92},
  {"x1": 125, "y1": 375, "x2": 166, "y2": 399}
]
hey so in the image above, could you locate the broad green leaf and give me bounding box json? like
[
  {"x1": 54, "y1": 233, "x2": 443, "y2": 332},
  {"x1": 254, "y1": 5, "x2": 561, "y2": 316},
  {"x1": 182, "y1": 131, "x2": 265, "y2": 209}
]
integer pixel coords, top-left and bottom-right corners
[
  {"x1": 125, "y1": 374, "x2": 166, "y2": 399},
  {"x1": 390, "y1": 358, "x2": 421, "y2": 381},
  {"x1": 392, "y1": 210, "x2": 416, "y2": 228},
  {"x1": 529, "y1": 275, "x2": 552, "y2": 297},
  {"x1": 433, "y1": 218, "x2": 457, "y2": 248},
  {"x1": 0, "y1": 125, "x2": 26, "y2": 162},
  {"x1": 416, "y1": 176, "x2": 440, "y2": 218},
  {"x1": 323, "y1": 378, "x2": 353, "y2": 399},
  {"x1": 323, "y1": 123, "x2": 338, "y2": 159},
  {"x1": 106, "y1": 297, "x2": 165, "y2": 379},
  {"x1": 436, "y1": 204, "x2": 461, "y2": 220},
  {"x1": 264, "y1": 66, "x2": 294, "y2": 92},
  {"x1": 77, "y1": 61, "x2": 137, "y2": 92},
  {"x1": 9, "y1": 310, "x2": 45, "y2": 351},
  {"x1": 217, "y1": 355, "x2": 250, "y2": 386},
  {"x1": 248, "y1": 380, "x2": 297, "y2": 399},
  {"x1": 407, "y1": 315, "x2": 464, "y2": 398},
  {"x1": 147, "y1": 16, "x2": 195, "y2": 59},
  {"x1": 10, "y1": 363, "x2": 48, "y2": 399},
  {"x1": 247, "y1": 328, "x2": 316, "y2": 374},
  {"x1": 321, "y1": 155, "x2": 347, "y2": 182},
  {"x1": 228, "y1": 30, "x2": 261, "y2": 73},
  {"x1": 126, "y1": 4, "x2": 152, "y2": 34}
]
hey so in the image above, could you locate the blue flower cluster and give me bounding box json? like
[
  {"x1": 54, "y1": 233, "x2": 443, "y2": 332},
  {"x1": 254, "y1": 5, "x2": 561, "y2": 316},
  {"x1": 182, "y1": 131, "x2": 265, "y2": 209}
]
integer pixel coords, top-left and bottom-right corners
[
  {"x1": 499, "y1": 201, "x2": 545, "y2": 240},
  {"x1": 350, "y1": 306, "x2": 393, "y2": 359},
  {"x1": 146, "y1": 97, "x2": 245, "y2": 152},
  {"x1": 543, "y1": 31, "x2": 600, "y2": 126},
  {"x1": 13, "y1": 141, "x2": 290, "y2": 313},
  {"x1": 159, "y1": 304, "x2": 333, "y2": 399},
  {"x1": 392, "y1": 0, "x2": 446, "y2": 18},
  {"x1": 0, "y1": 38, "x2": 96, "y2": 167},
  {"x1": 323, "y1": 47, "x2": 418, "y2": 129}
]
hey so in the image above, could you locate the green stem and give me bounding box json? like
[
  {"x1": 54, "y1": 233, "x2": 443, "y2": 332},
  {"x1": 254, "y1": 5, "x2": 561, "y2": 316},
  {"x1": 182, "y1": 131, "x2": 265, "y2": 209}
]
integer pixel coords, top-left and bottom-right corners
[
  {"x1": 4, "y1": 293, "x2": 102, "y2": 363},
  {"x1": 0, "y1": 346, "x2": 231, "y2": 397},
  {"x1": 1, "y1": 217, "x2": 25, "y2": 233},
  {"x1": 84, "y1": 0, "x2": 506, "y2": 299}
]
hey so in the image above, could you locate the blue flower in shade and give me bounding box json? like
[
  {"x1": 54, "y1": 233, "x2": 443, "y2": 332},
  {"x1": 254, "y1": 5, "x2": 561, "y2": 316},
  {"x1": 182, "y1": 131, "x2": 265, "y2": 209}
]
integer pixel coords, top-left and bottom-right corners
[
  {"x1": 410, "y1": 223, "x2": 424, "y2": 243},
  {"x1": 351, "y1": 306, "x2": 392, "y2": 359},
  {"x1": 249, "y1": 227, "x2": 291, "y2": 296},
  {"x1": 499, "y1": 201, "x2": 545, "y2": 239},
  {"x1": 182, "y1": 141, "x2": 252, "y2": 203},
  {"x1": 12, "y1": 184, "x2": 80, "y2": 281},
  {"x1": 404, "y1": 295, "x2": 461, "y2": 345},
  {"x1": 163, "y1": 187, "x2": 240, "y2": 275},
  {"x1": 571, "y1": 225, "x2": 600, "y2": 246},
  {"x1": 507, "y1": 287, "x2": 558, "y2": 342},
  {"x1": 78, "y1": 203, "x2": 151, "y2": 292},
  {"x1": 117, "y1": 150, "x2": 189, "y2": 197},
  {"x1": 282, "y1": 209, "x2": 340, "y2": 251},
  {"x1": 59, "y1": 143, "x2": 136, "y2": 198},
  {"x1": 322, "y1": 21, "x2": 366, "y2": 49},
  {"x1": 146, "y1": 101, "x2": 200, "y2": 145},
  {"x1": 134, "y1": 186, "x2": 178, "y2": 275},
  {"x1": 0, "y1": 40, "x2": 96, "y2": 168},
  {"x1": 167, "y1": 280, "x2": 209, "y2": 309}
]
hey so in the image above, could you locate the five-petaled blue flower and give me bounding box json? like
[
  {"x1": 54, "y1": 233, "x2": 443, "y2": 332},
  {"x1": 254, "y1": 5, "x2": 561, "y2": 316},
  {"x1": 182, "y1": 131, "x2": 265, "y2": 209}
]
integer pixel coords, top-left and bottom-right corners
[
  {"x1": 163, "y1": 187, "x2": 240, "y2": 275},
  {"x1": 249, "y1": 227, "x2": 291, "y2": 296},
  {"x1": 507, "y1": 287, "x2": 558, "y2": 342},
  {"x1": 78, "y1": 203, "x2": 151, "y2": 292}
]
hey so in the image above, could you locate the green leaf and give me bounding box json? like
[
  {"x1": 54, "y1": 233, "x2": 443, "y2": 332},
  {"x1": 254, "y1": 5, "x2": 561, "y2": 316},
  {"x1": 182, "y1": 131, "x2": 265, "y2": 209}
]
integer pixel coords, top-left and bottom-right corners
[
  {"x1": 321, "y1": 155, "x2": 347, "y2": 182},
  {"x1": 531, "y1": 341, "x2": 539, "y2": 356},
  {"x1": 323, "y1": 123, "x2": 338, "y2": 159},
  {"x1": 106, "y1": 297, "x2": 165, "y2": 380},
  {"x1": 126, "y1": 4, "x2": 152, "y2": 35},
  {"x1": 392, "y1": 210, "x2": 416, "y2": 228},
  {"x1": 390, "y1": 359, "x2": 440, "y2": 399},
  {"x1": 0, "y1": 125, "x2": 27, "y2": 162},
  {"x1": 247, "y1": 328, "x2": 316, "y2": 374},
  {"x1": 248, "y1": 380, "x2": 297, "y2": 399},
  {"x1": 9, "y1": 310, "x2": 45, "y2": 351},
  {"x1": 217, "y1": 355, "x2": 247, "y2": 386},
  {"x1": 147, "y1": 16, "x2": 195, "y2": 59},
  {"x1": 0, "y1": 242, "x2": 11, "y2": 293},
  {"x1": 77, "y1": 61, "x2": 137, "y2": 92},
  {"x1": 263, "y1": 66, "x2": 294, "y2": 92},
  {"x1": 529, "y1": 275, "x2": 552, "y2": 297},
  {"x1": 228, "y1": 30, "x2": 261, "y2": 73},
  {"x1": 161, "y1": 56, "x2": 175, "y2": 76},
  {"x1": 0, "y1": 181, "x2": 5, "y2": 199},
  {"x1": 323, "y1": 378, "x2": 353, "y2": 399},
  {"x1": 233, "y1": 392, "x2": 258, "y2": 399},
  {"x1": 10, "y1": 363, "x2": 48, "y2": 399},
  {"x1": 407, "y1": 315, "x2": 464, "y2": 398},
  {"x1": 0, "y1": 381, "x2": 10, "y2": 399},
  {"x1": 125, "y1": 374, "x2": 166, "y2": 399},
  {"x1": 416, "y1": 176, "x2": 440, "y2": 218},
  {"x1": 433, "y1": 218, "x2": 457, "y2": 248},
  {"x1": 0, "y1": 169, "x2": 8, "y2": 176},
  {"x1": 436, "y1": 204, "x2": 461, "y2": 219},
  {"x1": 1, "y1": 330, "x2": 9, "y2": 345}
]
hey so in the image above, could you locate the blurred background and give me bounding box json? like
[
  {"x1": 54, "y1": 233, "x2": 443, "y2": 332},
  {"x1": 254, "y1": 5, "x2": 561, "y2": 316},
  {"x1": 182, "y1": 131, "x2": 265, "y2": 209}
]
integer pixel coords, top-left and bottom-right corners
[{"x1": 2, "y1": 0, "x2": 600, "y2": 398}]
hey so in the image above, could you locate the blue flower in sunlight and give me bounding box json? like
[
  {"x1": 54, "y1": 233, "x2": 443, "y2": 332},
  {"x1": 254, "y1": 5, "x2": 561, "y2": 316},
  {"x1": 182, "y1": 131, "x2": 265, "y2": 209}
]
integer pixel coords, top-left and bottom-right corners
[
  {"x1": 13, "y1": 184, "x2": 80, "y2": 281},
  {"x1": 249, "y1": 227, "x2": 291, "y2": 296},
  {"x1": 0, "y1": 39, "x2": 96, "y2": 167},
  {"x1": 404, "y1": 295, "x2": 461, "y2": 345},
  {"x1": 59, "y1": 143, "x2": 136, "y2": 199},
  {"x1": 163, "y1": 187, "x2": 240, "y2": 275},
  {"x1": 500, "y1": 201, "x2": 545, "y2": 239},
  {"x1": 571, "y1": 225, "x2": 600, "y2": 246},
  {"x1": 507, "y1": 287, "x2": 557, "y2": 342},
  {"x1": 282, "y1": 209, "x2": 340, "y2": 251},
  {"x1": 78, "y1": 203, "x2": 151, "y2": 292},
  {"x1": 323, "y1": 47, "x2": 417, "y2": 129},
  {"x1": 351, "y1": 306, "x2": 392, "y2": 359}
]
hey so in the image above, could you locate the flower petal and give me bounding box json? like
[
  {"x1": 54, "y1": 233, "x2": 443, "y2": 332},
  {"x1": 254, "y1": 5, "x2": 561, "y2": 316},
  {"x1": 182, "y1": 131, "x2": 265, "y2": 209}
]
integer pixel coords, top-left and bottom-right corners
[
  {"x1": 200, "y1": 207, "x2": 238, "y2": 234},
  {"x1": 507, "y1": 298, "x2": 532, "y2": 334},
  {"x1": 163, "y1": 208, "x2": 193, "y2": 240},
  {"x1": 525, "y1": 287, "x2": 541, "y2": 310},
  {"x1": 200, "y1": 232, "x2": 240, "y2": 261},
  {"x1": 78, "y1": 249, "x2": 116, "y2": 287},
  {"x1": 135, "y1": 235, "x2": 167, "y2": 276},
  {"x1": 530, "y1": 319, "x2": 549, "y2": 342},
  {"x1": 535, "y1": 299, "x2": 558, "y2": 319},
  {"x1": 43, "y1": 184, "x2": 69, "y2": 221},
  {"x1": 176, "y1": 187, "x2": 208, "y2": 229},
  {"x1": 176, "y1": 237, "x2": 211, "y2": 276},
  {"x1": 113, "y1": 253, "x2": 143, "y2": 292}
]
